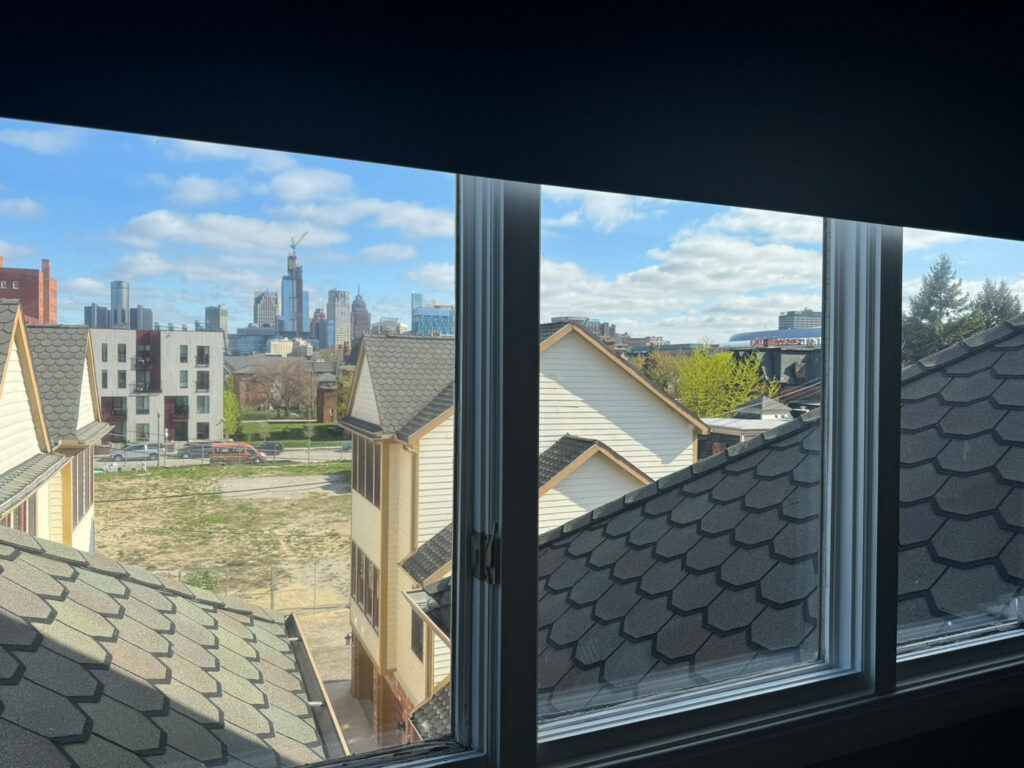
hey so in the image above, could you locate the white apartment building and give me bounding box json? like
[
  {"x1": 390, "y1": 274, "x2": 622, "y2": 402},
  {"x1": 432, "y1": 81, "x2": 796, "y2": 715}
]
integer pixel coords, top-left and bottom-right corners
[{"x1": 90, "y1": 328, "x2": 225, "y2": 443}]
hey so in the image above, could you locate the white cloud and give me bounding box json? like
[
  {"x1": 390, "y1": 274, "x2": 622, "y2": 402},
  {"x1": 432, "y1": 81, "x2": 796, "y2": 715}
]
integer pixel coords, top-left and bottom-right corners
[
  {"x1": 66, "y1": 277, "x2": 106, "y2": 295},
  {"x1": 542, "y1": 186, "x2": 667, "y2": 233},
  {"x1": 119, "y1": 209, "x2": 347, "y2": 255},
  {"x1": 158, "y1": 138, "x2": 296, "y2": 173},
  {"x1": 903, "y1": 227, "x2": 968, "y2": 251},
  {"x1": 405, "y1": 261, "x2": 455, "y2": 290},
  {"x1": 270, "y1": 168, "x2": 353, "y2": 202},
  {"x1": 0, "y1": 240, "x2": 35, "y2": 260},
  {"x1": 542, "y1": 210, "x2": 582, "y2": 228},
  {"x1": 169, "y1": 175, "x2": 239, "y2": 205},
  {"x1": 0, "y1": 127, "x2": 80, "y2": 154},
  {"x1": 705, "y1": 207, "x2": 822, "y2": 244},
  {"x1": 116, "y1": 251, "x2": 174, "y2": 276},
  {"x1": 0, "y1": 197, "x2": 44, "y2": 219},
  {"x1": 275, "y1": 198, "x2": 454, "y2": 238},
  {"x1": 361, "y1": 243, "x2": 417, "y2": 263}
]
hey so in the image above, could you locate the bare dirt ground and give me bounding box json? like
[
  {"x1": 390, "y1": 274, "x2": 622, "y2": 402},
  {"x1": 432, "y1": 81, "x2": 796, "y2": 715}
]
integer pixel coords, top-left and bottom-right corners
[{"x1": 94, "y1": 461, "x2": 353, "y2": 680}]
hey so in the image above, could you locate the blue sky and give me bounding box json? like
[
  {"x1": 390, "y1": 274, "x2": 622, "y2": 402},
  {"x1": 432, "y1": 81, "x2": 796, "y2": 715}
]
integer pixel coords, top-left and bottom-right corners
[{"x1": 1, "y1": 116, "x2": 1022, "y2": 343}]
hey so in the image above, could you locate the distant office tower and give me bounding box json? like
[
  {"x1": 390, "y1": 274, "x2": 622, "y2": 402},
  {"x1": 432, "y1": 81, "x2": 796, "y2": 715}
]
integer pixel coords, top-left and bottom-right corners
[
  {"x1": 84, "y1": 303, "x2": 110, "y2": 329},
  {"x1": 205, "y1": 304, "x2": 228, "y2": 332},
  {"x1": 0, "y1": 257, "x2": 57, "y2": 324},
  {"x1": 280, "y1": 250, "x2": 309, "y2": 334},
  {"x1": 110, "y1": 281, "x2": 130, "y2": 328},
  {"x1": 310, "y1": 308, "x2": 329, "y2": 349},
  {"x1": 411, "y1": 293, "x2": 455, "y2": 336},
  {"x1": 371, "y1": 317, "x2": 402, "y2": 335},
  {"x1": 551, "y1": 315, "x2": 616, "y2": 338},
  {"x1": 253, "y1": 291, "x2": 278, "y2": 328},
  {"x1": 327, "y1": 289, "x2": 351, "y2": 348},
  {"x1": 351, "y1": 290, "x2": 371, "y2": 346},
  {"x1": 778, "y1": 309, "x2": 822, "y2": 330},
  {"x1": 129, "y1": 305, "x2": 154, "y2": 330}
]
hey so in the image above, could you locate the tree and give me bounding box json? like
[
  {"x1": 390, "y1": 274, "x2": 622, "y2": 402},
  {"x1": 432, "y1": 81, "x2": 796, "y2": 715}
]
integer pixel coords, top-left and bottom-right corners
[
  {"x1": 902, "y1": 253, "x2": 970, "y2": 365},
  {"x1": 223, "y1": 376, "x2": 241, "y2": 439},
  {"x1": 638, "y1": 346, "x2": 681, "y2": 395},
  {"x1": 676, "y1": 344, "x2": 780, "y2": 419},
  {"x1": 336, "y1": 366, "x2": 355, "y2": 411},
  {"x1": 251, "y1": 357, "x2": 313, "y2": 417},
  {"x1": 962, "y1": 277, "x2": 1022, "y2": 336}
]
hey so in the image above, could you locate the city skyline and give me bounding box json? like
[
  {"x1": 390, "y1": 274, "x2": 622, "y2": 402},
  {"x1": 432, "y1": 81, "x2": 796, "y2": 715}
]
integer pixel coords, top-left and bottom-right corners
[{"x1": 2, "y1": 117, "x2": 1024, "y2": 342}]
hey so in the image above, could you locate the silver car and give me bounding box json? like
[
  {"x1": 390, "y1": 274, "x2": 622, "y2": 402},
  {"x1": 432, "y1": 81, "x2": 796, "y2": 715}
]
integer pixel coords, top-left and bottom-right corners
[{"x1": 110, "y1": 443, "x2": 162, "y2": 461}]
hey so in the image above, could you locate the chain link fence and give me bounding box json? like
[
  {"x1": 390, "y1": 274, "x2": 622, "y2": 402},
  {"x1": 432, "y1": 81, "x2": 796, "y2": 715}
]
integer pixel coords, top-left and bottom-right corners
[{"x1": 156, "y1": 560, "x2": 349, "y2": 613}]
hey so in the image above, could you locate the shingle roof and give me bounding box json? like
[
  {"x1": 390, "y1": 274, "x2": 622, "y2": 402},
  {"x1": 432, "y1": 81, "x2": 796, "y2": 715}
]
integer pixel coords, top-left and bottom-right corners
[
  {"x1": 409, "y1": 578, "x2": 452, "y2": 640},
  {"x1": 734, "y1": 395, "x2": 791, "y2": 419},
  {"x1": 539, "y1": 322, "x2": 570, "y2": 343},
  {"x1": 24, "y1": 326, "x2": 107, "y2": 446},
  {"x1": 397, "y1": 381, "x2": 454, "y2": 441},
  {"x1": 538, "y1": 436, "x2": 598, "y2": 488},
  {"x1": 0, "y1": 300, "x2": 20, "y2": 374},
  {"x1": 401, "y1": 523, "x2": 453, "y2": 584},
  {"x1": 357, "y1": 336, "x2": 455, "y2": 435},
  {"x1": 534, "y1": 315, "x2": 1024, "y2": 716},
  {"x1": 0, "y1": 453, "x2": 68, "y2": 516},
  {"x1": 0, "y1": 527, "x2": 328, "y2": 767},
  {"x1": 410, "y1": 682, "x2": 450, "y2": 741}
]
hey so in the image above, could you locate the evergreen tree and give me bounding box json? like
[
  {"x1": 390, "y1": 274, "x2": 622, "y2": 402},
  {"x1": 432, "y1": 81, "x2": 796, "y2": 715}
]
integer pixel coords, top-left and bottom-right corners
[
  {"x1": 902, "y1": 253, "x2": 970, "y2": 365},
  {"x1": 962, "y1": 277, "x2": 1022, "y2": 336}
]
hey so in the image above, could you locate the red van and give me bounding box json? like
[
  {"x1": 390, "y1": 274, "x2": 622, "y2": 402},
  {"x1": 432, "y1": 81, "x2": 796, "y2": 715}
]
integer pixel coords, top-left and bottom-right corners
[{"x1": 210, "y1": 443, "x2": 267, "y2": 465}]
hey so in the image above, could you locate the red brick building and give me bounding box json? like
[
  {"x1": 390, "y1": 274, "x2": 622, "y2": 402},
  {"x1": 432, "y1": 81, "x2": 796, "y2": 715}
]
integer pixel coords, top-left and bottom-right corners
[{"x1": 0, "y1": 256, "x2": 57, "y2": 324}]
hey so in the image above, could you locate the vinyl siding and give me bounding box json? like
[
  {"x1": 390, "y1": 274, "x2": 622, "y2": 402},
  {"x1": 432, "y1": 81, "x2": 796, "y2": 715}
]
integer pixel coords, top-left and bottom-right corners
[
  {"x1": 34, "y1": 487, "x2": 50, "y2": 540},
  {"x1": 393, "y1": 573, "x2": 428, "y2": 705},
  {"x1": 76, "y1": 364, "x2": 93, "y2": 430},
  {"x1": 416, "y1": 414, "x2": 454, "y2": 546},
  {"x1": 46, "y1": 472, "x2": 63, "y2": 543},
  {"x1": 351, "y1": 492, "x2": 382, "y2": 565},
  {"x1": 433, "y1": 634, "x2": 450, "y2": 690},
  {"x1": 349, "y1": 356, "x2": 380, "y2": 425},
  {"x1": 72, "y1": 506, "x2": 94, "y2": 552},
  {"x1": 388, "y1": 445, "x2": 419, "y2": 692},
  {"x1": 539, "y1": 452, "x2": 646, "y2": 533},
  {"x1": 0, "y1": 337, "x2": 41, "y2": 474},
  {"x1": 540, "y1": 331, "x2": 696, "y2": 480}
]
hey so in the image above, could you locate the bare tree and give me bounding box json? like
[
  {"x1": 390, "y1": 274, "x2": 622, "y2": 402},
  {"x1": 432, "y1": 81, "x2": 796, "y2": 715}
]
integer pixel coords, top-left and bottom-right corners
[{"x1": 251, "y1": 357, "x2": 313, "y2": 417}]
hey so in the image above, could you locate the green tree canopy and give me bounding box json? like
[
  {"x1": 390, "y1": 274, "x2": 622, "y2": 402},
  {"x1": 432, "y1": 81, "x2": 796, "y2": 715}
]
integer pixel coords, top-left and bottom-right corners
[
  {"x1": 638, "y1": 346, "x2": 681, "y2": 395},
  {"x1": 962, "y1": 277, "x2": 1022, "y2": 336},
  {"x1": 902, "y1": 253, "x2": 970, "y2": 365},
  {"x1": 223, "y1": 375, "x2": 241, "y2": 439},
  {"x1": 676, "y1": 345, "x2": 780, "y2": 419}
]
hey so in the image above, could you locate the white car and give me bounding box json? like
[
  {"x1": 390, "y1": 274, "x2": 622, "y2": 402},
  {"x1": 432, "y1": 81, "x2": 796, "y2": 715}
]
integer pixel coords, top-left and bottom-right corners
[{"x1": 110, "y1": 443, "x2": 163, "y2": 461}]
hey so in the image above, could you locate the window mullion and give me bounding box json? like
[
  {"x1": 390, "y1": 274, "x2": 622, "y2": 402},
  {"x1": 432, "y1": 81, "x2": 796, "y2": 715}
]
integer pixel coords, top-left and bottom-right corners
[{"x1": 454, "y1": 176, "x2": 540, "y2": 765}]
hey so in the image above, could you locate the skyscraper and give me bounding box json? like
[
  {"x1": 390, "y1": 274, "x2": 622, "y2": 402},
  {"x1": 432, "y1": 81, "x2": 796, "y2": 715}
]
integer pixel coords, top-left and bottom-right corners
[
  {"x1": 110, "y1": 281, "x2": 130, "y2": 328},
  {"x1": 310, "y1": 307, "x2": 329, "y2": 349},
  {"x1": 280, "y1": 250, "x2": 309, "y2": 334},
  {"x1": 129, "y1": 305, "x2": 154, "y2": 330},
  {"x1": 351, "y1": 290, "x2": 371, "y2": 347},
  {"x1": 778, "y1": 309, "x2": 822, "y2": 330},
  {"x1": 327, "y1": 289, "x2": 351, "y2": 349},
  {"x1": 410, "y1": 293, "x2": 454, "y2": 336},
  {"x1": 83, "y1": 303, "x2": 109, "y2": 329},
  {"x1": 205, "y1": 304, "x2": 228, "y2": 332},
  {"x1": 253, "y1": 291, "x2": 278, "y2": 328}
]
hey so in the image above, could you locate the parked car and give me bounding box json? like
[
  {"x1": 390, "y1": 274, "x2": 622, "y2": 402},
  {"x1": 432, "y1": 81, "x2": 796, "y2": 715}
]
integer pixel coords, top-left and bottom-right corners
[
  {"x1": 177, "y1": 442, "x2": 212, "y2": 459},
  {"x1": 255, "y1": 440, "x2": 284, "y2": 456},
  {"x1": 110, "y1": 443, "x2": 163, "y2": 461},
  {"x1": 210, "y1": 443, "x2": 267, "y2": 465}
]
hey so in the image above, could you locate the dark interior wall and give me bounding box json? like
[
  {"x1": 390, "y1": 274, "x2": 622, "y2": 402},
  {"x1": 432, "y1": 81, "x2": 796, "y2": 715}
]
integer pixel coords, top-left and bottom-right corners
[{"x1": 2, "y1": 9, "x2": 1021, "y2": 766}]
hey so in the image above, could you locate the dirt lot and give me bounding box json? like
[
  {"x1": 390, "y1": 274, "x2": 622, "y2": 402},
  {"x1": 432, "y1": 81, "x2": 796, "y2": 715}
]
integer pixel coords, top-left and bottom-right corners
[{"x1": 94, "y1": 460, "x2": 354, "y2": 681}]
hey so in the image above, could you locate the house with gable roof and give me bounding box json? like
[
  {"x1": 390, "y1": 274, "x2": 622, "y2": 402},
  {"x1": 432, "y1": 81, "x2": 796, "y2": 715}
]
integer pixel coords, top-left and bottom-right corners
[
  {"x1": 0, "y1": 300, "x2": 109, "y2": 550},
  {"x1": 340, "y1": 321, "x2": 707, "y2": 745}
]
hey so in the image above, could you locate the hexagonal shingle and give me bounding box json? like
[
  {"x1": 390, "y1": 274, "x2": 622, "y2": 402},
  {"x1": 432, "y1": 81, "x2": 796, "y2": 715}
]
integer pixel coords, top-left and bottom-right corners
[
  {"x1": 669, "y1": 571, "x2": 723, "y2": 613},
  {"x1": 153, "y1": 710, "x2": 226, "y2": 763},
  {"x1": 655, "y1": 613, "x2": 710, "y2": 661},
  {"x1": 938, "y1": 400, "x2": 1005, "y2": 436},
  {"x1": 931, "y1": 516, "x2": 1013, "y2": 564},
  {"x1": 0, "y1": 678, "x2": 88, "y2": 739},
  {"x1": 772, "y1": 520, "x2": 820, "y2": 561},
  {"x1": 573, "y1": 620, "x2": 624, "y2": 667},
  {"x1": 936, "y1": 434, "x2": 1008, "y2": 474},
  {"x1": 734, "y1": 509, "x2": 787, "y2": 545},
  {"x1": 47, "y1": 597, "x2": 116, "y2": 640},
  {"x1": 14, "y1": 645, "x2": 99, "y2": 698},
  {"x1": 0, "y1": 575, "x2": 56, "y2": 622},
  {"x1": 683, "y1": 533, "x2": 734, "y2": 572},
  {"x1": 930, "y1": 564, "x2": 1017, "y2": 618},
  {"x1": 639, "y1": 559, "x2": 686, "y2": 596},
  {"x1": 751, "y1": 603, "x2": 815, "y2": 652},
  {"x1": 547, "y1": 556, "x2": 590, "y2": 592},
  {"x1": 719, "y1": 545, "x2": 776, "y2": 587},
  {"x1": 594, "y1": 581, "x2": 642, "y2": 622},
  {"x1": 759, "y1": 559, "x2": 817, "y2": 606},
  {"x1": 710, "y1": 471, "x2": 759, "y2": 503},
  {"x1": 602, "y1": 639, "x2": 657, "y2": 688},
  {"x1": 706, "y1": 587, "x2": 764, "y2": 632},
  {"x1": 567, "y1": 568, "x2": 612, "y2": 608},
  {"x1": 933, "y1": 471, "x2": 1010, "y2": 516},
  {"x1": 699, "y1": 501, "x2": 747, "y2": 535},
  {"x1": 900, "y1": 428, "x2": 949, "y2": 465},
  {"x1": 669, "y1": 493, "x2": 715, "y2": 526},
  {"x1": 995, "y1": 447, "x2": 1024, "y2": 483},
  {"x1": 654, "y1": 524, "x2": 701, "y2": 559},
  {"x1": 743, "y1": 476, "x2": 796, "y2": 511},
  {"x1": 898, "y1": 546, "x2": 946, "y2": 594},
  {"x1": 939, "y1": 370, "x2": 1001, "y2": 403},
  {"x1": 549, "y1": 607, "x2": 595, "y2": 647},
  {"x1": 80, "y1": 696, "x2": 163, "y2": 752},
  {"x1": 623, "y1": 595, "x2": 672, "y2": 640}
]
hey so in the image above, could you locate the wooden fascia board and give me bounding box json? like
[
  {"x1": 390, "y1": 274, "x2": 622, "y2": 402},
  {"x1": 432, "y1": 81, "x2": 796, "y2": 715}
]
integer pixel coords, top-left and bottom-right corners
[
  {"x1": 541, "y1": 324, "x2": 710, "y2": 435},
  {"x1": 401, "y1": 590, "x2": 452, "y2": 648},
  {"x1": 407, "y1": 407, "x2": 454, "y2": 448},
  {"x1": 537, "y1": 443, "x2": 652, "y2": 498},
  {"x1": 343, "y1": 344, "x2": 367, "y2": 421},
  {"x1": 2, "y1": 309, "x2": 53, "y2": 452},
  {"x1": 83, "y1": 329, "x2": 102, "y2": 420}
]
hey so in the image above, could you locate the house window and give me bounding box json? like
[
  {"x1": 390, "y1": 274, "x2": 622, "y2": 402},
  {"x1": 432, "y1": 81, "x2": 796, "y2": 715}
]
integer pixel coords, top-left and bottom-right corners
[
  {"x1": 180, "y1": 370, "x2": 188, "y2": 388},
  {"x1": 352, "y1": 434, "x2": 380, "y2": 507},
  {"x1": 117, "y1": 370, "x2": 126, "y2": 388},
  {"x1": 1, "y1": 496, "x2": 35, "y2": 534},
  {"x1": 412, "y1": 610, "x2": 424, "y2": 660},
  {"x1": 179, "y1": 344, "x2": 188, "y2": 363},
  {"x1": 12, "y1": 281, "x2": 18, "y2": 289},
  {"x1": 197, "y1": 395, "x2": 210, "y2": 414},
  {"x1": 136, "y1": 423, "x2": 150, "y2": 441},
  {"x1": 196, "y1": 421, "x2": 209, "y2": 440},
  {"x1": 136, "y1": 396, "x2": 149, "y2": 414},
  {"x1": 70, "y1": 450, "x2": 91, "y2": 528},
  {"x1": 117, "y1": 343, "x2": 126, "y2": 362},
  {"x1": 0, "y1": 281, "x2": 6, "y2": 288},
  {"x1": 352, "y1": 543, "x2": 380, "y2": 632},
  {"x1": 101, "y1": 371, "x2": 108, "y2": 388},
  {"x1": 101, "y1": 342, "x2": 108, "y2": 362},
  {"x1": 196, "y1": 345, "x2": 210, "y2": 365},
  {"x1": 196, "y1": 370, "x2": 209, "y2": 391}
]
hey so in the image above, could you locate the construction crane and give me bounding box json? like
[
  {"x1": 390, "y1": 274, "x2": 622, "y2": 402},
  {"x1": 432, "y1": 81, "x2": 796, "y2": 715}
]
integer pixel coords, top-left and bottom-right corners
[{"x1": 289, "y1": 231, "x2": 308, "y2": 259}]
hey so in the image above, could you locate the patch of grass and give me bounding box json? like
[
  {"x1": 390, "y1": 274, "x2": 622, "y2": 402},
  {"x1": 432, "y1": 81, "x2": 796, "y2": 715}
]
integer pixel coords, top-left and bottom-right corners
[
  {"x1": 238, "y1": 421, "x2": 345, "y2": 443},
  {"x1": 184, "y1": 569, "x2": 221, "y2": 591}
]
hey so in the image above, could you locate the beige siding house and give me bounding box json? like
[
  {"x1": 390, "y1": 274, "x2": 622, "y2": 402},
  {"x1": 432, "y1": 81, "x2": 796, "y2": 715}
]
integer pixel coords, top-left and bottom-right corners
[
  {"x1": 340, "y1": 322, "x2": 706, "y2": 747},
  {"x1": 0, "y1": 301, "x2": 110, "y2": 550}
]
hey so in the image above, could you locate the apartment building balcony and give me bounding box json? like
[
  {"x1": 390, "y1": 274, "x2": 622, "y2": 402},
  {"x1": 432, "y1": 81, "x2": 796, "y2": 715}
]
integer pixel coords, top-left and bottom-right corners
[{"x1": 133, "y1": 354, "x2": 153, "y2": 368}]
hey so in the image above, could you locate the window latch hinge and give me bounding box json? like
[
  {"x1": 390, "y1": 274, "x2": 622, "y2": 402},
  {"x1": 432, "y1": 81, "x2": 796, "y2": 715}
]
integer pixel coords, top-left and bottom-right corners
[{"x1": 471, "y1": 523, "x2": 500, "y2": 585}]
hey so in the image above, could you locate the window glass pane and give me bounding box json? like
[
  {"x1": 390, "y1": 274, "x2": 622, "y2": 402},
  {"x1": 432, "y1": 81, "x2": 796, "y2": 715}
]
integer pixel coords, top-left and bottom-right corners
[
  {"x1": 898, "y1": 229, "x2": 1024, "y2": 651},
  {"x1": 537, "y1": 189, "x2": 825, "y2": 719},
  {"x1": 0, "y1": 116, "x2": 455, "y2": 762}
]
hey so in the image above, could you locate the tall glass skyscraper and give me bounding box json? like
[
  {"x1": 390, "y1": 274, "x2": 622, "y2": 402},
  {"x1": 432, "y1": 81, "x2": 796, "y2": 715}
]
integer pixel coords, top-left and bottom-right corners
[
  {"x1": 410, "y1": 292, "x2": 454, "y2": 336},
  {"x1": 280, "y1": 253, "x2": 309, "y2": 333}
]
